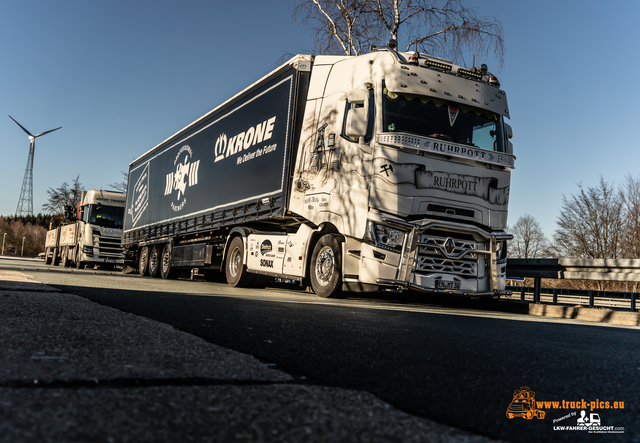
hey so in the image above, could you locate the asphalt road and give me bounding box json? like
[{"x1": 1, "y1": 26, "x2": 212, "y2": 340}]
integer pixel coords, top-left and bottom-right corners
[{"x1": 6, "y1": 258, "x2": 638, "y2": 442}]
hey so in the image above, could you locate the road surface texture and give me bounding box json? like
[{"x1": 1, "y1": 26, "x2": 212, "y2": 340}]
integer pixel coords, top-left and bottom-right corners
[{"x1": 1, "y1": 256, "x2": 637, "y2": 442}]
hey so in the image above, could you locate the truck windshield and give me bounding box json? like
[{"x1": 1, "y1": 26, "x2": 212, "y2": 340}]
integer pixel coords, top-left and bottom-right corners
[
  {"x1": 87, "y1": 205, "x2": 124, "y2": 229},
  {"x1": 382, "y1": 89, "x2": 505, "y2": 152}
]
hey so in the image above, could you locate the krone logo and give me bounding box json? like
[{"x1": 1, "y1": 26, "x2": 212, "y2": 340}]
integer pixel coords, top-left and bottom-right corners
[
  {"x1": 214, "y1": 133, "x2": 228, "y2": 163},
  {"x1": 213, "y1": 116, "x2": 277, "y2": 163}
]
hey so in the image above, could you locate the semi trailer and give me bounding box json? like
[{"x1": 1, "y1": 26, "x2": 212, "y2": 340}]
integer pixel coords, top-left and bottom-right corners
[
  {"x1": 123, "y1": 42, "x2": 514, "y2": 298},
  {"x1": 45, "y1": 190, "x2": 126, "y2": 269}
]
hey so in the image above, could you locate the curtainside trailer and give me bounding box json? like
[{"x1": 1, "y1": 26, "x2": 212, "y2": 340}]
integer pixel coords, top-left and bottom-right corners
[{"x1": 123, "y1": 42, "x2": 514, "y2": 298}]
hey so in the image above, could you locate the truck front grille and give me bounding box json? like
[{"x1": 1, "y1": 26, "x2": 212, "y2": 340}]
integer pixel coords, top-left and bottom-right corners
[
  {"x1": 415, "y1": 232, "x2": 479, "y2": 277},
  {"x1": 94, "y1": 235, "x2": 123, "y2": 258}
]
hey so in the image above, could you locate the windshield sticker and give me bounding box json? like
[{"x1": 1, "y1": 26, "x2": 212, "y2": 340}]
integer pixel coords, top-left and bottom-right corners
[{"x1": 448, "y1": 105, "x2": 459, "y2": 126}]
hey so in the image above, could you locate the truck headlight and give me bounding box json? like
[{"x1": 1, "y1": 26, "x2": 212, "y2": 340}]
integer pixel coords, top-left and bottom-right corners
[{"x1": 364, "y1": 221, "x2": 406, "y2": 253}]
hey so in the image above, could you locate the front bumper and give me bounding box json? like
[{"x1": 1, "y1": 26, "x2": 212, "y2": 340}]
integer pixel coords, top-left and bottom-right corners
[
  {"x1": 78, "y1": 244, "x2": 124, "y2": 265},
  {"x1": 373, "y1": 218, "x2": 512, "y2": 296}
]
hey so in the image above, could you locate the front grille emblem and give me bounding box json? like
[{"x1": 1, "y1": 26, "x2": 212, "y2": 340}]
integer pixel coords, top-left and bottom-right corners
[{"x1": 444, "y1": 238, "x2": 455, "y2": 255}]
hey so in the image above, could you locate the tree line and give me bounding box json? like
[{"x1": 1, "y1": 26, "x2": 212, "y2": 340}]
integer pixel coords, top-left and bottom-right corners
[
  {"x1": 509, "y1": 175, "x2": 640, "y2": 260},
  {"x1": 509, "y1": 175, "x2": 640, "y2": 292},
  {"x1": 0, "y1": 216, "x2": 50, "y2": 257}
]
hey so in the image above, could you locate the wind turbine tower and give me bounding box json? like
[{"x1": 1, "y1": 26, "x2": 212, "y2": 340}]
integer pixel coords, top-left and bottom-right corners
[{"x1": 9, "y1": 115, "x2": 62, "y2": 217}]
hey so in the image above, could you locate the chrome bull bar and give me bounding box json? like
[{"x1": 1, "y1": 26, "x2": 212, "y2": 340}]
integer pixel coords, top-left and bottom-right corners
[{"x1": 375, "y1": 218, "x2": 512, "y2": 296}]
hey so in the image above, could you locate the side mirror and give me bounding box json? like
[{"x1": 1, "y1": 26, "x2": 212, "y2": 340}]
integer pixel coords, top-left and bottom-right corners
[
  {"x1": 504, "y1": 122, "x2": 513, "y2": 155},
  {"x1": 345, "y1": 107, "x2": 367, "y2": 138}
]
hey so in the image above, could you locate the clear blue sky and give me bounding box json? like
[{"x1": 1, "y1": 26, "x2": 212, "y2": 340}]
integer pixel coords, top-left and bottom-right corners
[{"x1": 1, "y1": 0, "x2": 639, "y2": 240}]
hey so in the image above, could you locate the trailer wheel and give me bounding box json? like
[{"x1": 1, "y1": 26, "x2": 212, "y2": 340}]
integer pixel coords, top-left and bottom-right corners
[
  {"x1": 61, "y1": 247, "x2": 71, "y2": 268},
  {"x1": 225, "y1": 237, "x2": 255, "y2": 287},
  {"x1": 148, "y1": 245, "x2": 161, "y2": 278},
  {"x1": 310, "y1": 234, "x2": 344, "y2": 298},
  {"x1": 160, "y1": 243, "x2": 179, "y2": 279},
  {"x1": 138, "y1": 246, "x2": 149, "y2": 276},
  {"x1": 44, "y1": 248, "x2": 51, "y2": 265},
  {"x1": 52, "y1": 248, "x2": 60, "y2": 266},
  {"x1": 75, "y1": 248, "x2": 85, "y2": 270}
]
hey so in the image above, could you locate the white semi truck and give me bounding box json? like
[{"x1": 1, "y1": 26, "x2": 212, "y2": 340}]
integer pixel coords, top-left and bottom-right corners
[
  {"x1": 123, "y1": 42, "x2": 514, "y2": 298},
  {"x1": 44, "y1": 190, "x2": 126, "y2": 269}
]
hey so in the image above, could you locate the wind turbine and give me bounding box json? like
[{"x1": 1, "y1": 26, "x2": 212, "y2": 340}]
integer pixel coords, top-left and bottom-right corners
[{"x1": 9, "y1": 115, "x2": 62, "y2": 216}]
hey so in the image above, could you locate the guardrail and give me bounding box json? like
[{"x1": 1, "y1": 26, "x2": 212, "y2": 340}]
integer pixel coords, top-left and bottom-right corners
[
  {"x1": 504, "y1": 286, "x2": 637, "y2": 311},
  {"x1": 506, "y1": 258, "x2": 640, "y2": 312}
]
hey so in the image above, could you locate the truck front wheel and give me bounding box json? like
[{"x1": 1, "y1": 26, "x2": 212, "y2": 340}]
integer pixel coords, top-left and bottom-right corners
[
  {"x1": 225, "y1": 237, "x2": 255, "y2": 287},
  {"x1": 160, "y1": 244, "x2": 179, "y2": 279},
  {"x1": 138, "y1": 246, "x2": 149, "y2": 276},
  {"x1": 148, "y1": 245, "x2": 161, "y2": 278},
  {"x1": 310, "y1": 234, "x2": 344, "y2": 298}
]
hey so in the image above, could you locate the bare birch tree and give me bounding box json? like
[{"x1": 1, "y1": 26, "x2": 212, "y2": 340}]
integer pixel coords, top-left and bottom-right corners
[
  {"x1": 508, "y1": 214, "x2": 549, "y2": 258},
  {"x1": 620, "y1": 174, "x2": 640, "y2": 259},
  {"x1": 291, "y1": 0, "x2": 504, "y2": 66},
  {"x1": 553, "y1": 177, "x2": 623, "y2": 259},
  {"x1": 109, "y1": 170, "x2": 129, "y2": 193},
  {"x1": 42, "y1": 176, "x2": 84, "y2": 216}
]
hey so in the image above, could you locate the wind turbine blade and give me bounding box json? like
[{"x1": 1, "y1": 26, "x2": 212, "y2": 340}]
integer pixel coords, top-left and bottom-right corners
[
  {"x1": 8, "y1": 115, "x2": 34, "y2": 137},
  {"x1": 34, "y1": 126, "x2": 62, "y2": 138}
]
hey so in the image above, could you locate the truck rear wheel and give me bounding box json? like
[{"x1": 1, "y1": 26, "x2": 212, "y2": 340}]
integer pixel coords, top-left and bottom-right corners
[
  {"x1": 310, "y1": 234, "x2": 344, "y2": 298},
  {"x1": 138, "y1": 246, "x2": 149, "y2": 276},
  {"x1": 52, "y1": 248, "x2": 60, "y2": 266},
  {"x1": 160, "y1": 244, "x2": 179, "y2": 279},
  {"x1": 148, "y1": 245, "x2": 161, "y2": 278},
  {"x1": 61, "y1": 247, "x2": 71, "y2": 268},
  {"x1": 225, "y1": 237, "x2": 255, "y2": 287}
]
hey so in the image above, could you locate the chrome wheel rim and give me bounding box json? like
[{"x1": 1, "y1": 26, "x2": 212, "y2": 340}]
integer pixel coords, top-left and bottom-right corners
[
  {"x1": 229, "y1": 247, "x2": 241, "y2": 278},
  {"x1": 150, "y1": 249, "x2": 158, "y2": 271},
  {"x1": 315, "y1": 246, "x2": 335, "y2": 286},
  {"x1": 162, "y1": 249, "x2": 170, "y2": 273}
]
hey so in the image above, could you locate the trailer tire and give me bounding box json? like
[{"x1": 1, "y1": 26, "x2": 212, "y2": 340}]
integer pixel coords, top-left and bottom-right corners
[
  {"x1": 75, "y1": 247, "x2": 85, "y2": 270},
  {"x1": 52, "y1": 248, "x2": 60, "y2": 266},
  {"x1": 160, "y1": 243, "x2": 179, "y2": 279},
  {"x1": 61, "y1": 247, "x2": 71, "y2": 268},
  {"x1": 138, "y1": 246, "x2": 150, "y2": 276},
  {"x1": 148, "y1": 245, "x2": 162, "y2": 278},
  {"x1": 310, "y1": 234, "x2": 344, "y2": 298},
  {"x1": 225, "y1": 237, "x2": 255, "y2": 287}
]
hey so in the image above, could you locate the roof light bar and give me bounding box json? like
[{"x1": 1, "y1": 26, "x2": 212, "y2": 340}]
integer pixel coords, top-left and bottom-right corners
[
  {"x1": 457, "y1": 68, "x2": 483, "y2": 80},
  {"x1": 424, "y1": 59, "x2": 452, "y2": 72}
]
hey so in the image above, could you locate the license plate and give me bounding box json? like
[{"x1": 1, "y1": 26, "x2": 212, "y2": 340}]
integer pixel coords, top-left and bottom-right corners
[
  {"x1": 105, "y1": 259, "x2": 115, "y2": 263},
  {"x1": 436, "y1": 280, "x2": 461, "y2": 290}
]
